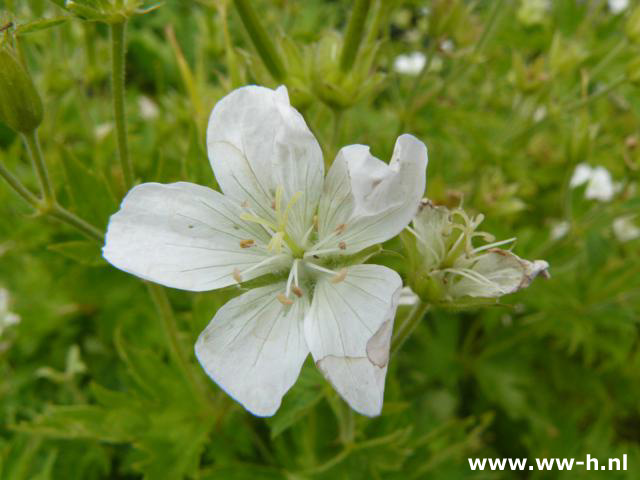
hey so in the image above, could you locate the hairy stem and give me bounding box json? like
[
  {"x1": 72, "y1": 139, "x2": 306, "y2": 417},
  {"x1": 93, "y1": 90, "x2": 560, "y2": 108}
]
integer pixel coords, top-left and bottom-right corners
[
  {"x1": 340, "y1": 0, "x2": 371, "y2": 73},
  {"x1": 110, "y1": 21, "x2": 134, "y2": 190},
  {"x1": 22, "y1": 130, "x2": 55, "y2": 204},
  {"x1": 233, "y1": 0, "x2": 286, "y2": 82}
]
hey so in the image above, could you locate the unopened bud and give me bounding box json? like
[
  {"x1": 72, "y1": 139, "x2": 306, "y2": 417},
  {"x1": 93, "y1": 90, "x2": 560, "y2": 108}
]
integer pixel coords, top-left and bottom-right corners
[{"x1": 0, "y1": 45, "x2": 43, "y2": 133}]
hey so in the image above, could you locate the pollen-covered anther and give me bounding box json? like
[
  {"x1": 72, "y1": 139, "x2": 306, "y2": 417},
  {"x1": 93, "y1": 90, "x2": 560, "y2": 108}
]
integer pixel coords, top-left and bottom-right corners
[
  {"x1": 335, "y1": 223, "x2": 347, "y2": 234},
  {"x1": 331, "y1": 268, "x2": 348, "y2": 284},
  {"x1": 277, "y1": 293, "x2": 294, "y2": 305},
  {"x1": 232, "y1": 268, "x2": 242, "y2": 283},
  {"x1": 239, "y1": 239, "x2": 255, "y2": 248},
  {"x1": 338, "y1": 241, "x2": 346, "y2": 250},
  {"x1": 292, "y1": 285, "x2": 304, "y2": 297}
]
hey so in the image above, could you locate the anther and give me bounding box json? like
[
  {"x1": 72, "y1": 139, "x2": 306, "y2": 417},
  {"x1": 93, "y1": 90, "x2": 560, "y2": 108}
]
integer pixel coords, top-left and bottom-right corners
[
  {"x1": 339, "y1": 241, "x2": 346, "y2": 250},
  {"x1": 277, "y1": 293, "x2": 293, "y2": 305},
  {"x1": 331, "y1": 268, "x2": 348, "y2": 284},
  {"x1": 335, "y1": 223, "x2": 347, "y2": 234},
  {"x1": 292, "y1": 286, "x2": 304, "y2": 297},
  {"x1": 239, "y1": 239, "x2": 255, "y2": 248},
  {"x1": 232, "y1": 268, "x2": 242, "y2": 283},
  {"x1": 241, "y1": 200, "x2": 250, "y2": 208}
]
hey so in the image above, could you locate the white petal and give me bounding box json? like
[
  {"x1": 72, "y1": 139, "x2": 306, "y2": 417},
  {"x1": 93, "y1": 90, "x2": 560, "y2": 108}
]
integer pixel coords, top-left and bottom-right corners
[
  {"x1": 449, "y1": 250, "x2": 550, "y2": 298},
  {"x1": 206, "y1": 85, "x2": 324, "y2": 243},
  {"x1": 304, "y1": 265, "x2": 402, "y2": 416},
  {"x1": 195, "y1": 283, "x2": 309, "y2": 416},
  {"x1": 569, "y1": 163, "x2": 593, "y2": 188},
  {"x1": 585, "y1": 166, "x2": 614, "y2": 202},
  {"x1": 103, "y1": 182, "x2": 288, "y2": 291},
  {"x1": 316, "y1": 134, "x2": 427, "y2": 255}
]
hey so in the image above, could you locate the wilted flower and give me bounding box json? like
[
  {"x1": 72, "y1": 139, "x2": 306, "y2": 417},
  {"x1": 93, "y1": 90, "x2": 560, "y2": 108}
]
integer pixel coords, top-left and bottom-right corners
[
  {"x1": 393, "y1": 52, "x2": 426, "y2": 75},
  {"x1": 569, "y1": 163, "x2": 615, "y2": 202},
  {"x1": 103, "y1": 85, "x2": 428, "y2": 416},
  {"x1": 408, "y1": 200, "x2": 549, "y2": 304}
]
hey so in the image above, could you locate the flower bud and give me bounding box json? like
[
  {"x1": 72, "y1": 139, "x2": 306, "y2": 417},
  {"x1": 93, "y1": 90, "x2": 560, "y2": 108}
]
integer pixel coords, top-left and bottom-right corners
[{"x1": 0, "y1": 45, "x2": 43, "y2": 134}]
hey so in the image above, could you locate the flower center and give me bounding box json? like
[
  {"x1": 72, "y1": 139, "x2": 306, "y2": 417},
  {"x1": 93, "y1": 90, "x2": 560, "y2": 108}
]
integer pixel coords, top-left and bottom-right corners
[{"x1": 239, "y1": 186, "x2": 305, "y2": 258}]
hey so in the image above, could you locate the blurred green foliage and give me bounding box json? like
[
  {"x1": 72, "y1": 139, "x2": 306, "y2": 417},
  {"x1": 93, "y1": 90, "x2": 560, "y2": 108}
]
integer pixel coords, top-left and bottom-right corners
[{"x1": 1, "y1": 0, "x2": 639, "y2": 478}]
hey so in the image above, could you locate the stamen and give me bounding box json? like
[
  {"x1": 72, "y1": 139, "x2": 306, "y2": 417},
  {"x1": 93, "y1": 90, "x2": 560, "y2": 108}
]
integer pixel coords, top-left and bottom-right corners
[
  {"x1": 472, "y1": 237, "x2": 515, "y2": 254},
  {"x1": 304, "y1": 247, "x2": 344, "y2": 258},
  {"x1": 281, "y1": 191, "x2": 302, "y2": 228},
  {"x1": 330, "y1": 268, "x2": 348, "y2": 284},
  {"x1": 301, "y1": 223, "x2": 315, "y2": 247},
  {"x1": 239, "y1": 239, "x2": 255, "y2": 248},
  {"x1": 277, "y1": 293, "x2": 293, "y2": 305},
  {"x1": 335, "y1": 223, "x2": 347, "y2": 234},
  {"x1": 240, "y1": 212, "x2": 277, "y2": 232},
  {"x1": 306, "y1": 262, "x2": 338, "y2": 276},
  {"x1": 232, "y1": 268, "x2": 242, "y2": 283},
  {"x1": 339, "y1": 241, "x2": 346, "y2": 250},
  {"x1": 292, "y1": 286, "x2": 304, "y2": 297},
  {"x1": 285, "y1": 260, "x2": 299, "y2": 298},
  {"x1": 267, "y1": 232, "x2": 285, "y2": 253}
]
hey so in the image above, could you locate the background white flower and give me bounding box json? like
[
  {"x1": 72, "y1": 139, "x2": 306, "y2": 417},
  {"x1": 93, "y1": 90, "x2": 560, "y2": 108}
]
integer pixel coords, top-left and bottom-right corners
[
  {"x1": 613, "y1": 215, "x2": 640, "y2": 242},
  {"x1": 569, "y1": 163, "x2": 615, "y2": 201},
  {"x1": 608, "y1": 0, "x2": 629, "y2": 14},
  {"x1": 393, "y1": 51, "x2": 426, "y2": 75},
  {"x1": 103, "y1": 85, "x2": 428, "y2": 417},
  {"x1": 0, "y1": 288, "x2": 20, "y2": 337}
]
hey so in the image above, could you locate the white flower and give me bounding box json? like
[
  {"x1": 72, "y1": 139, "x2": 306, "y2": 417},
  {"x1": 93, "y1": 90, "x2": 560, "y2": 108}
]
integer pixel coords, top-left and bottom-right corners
[
  {"x1": 138, "y1": 95, "x2": 159, "y2": 120},
  {"x1": 409, "y1": 200, "x2": 549, "y2": 302},
  {"x1": 393, "y1": 52, "x2": 426, "y2": 76},
  {"x1": 0, "y1": 288, "x2": 20, "y2": 337},
  {"x1": 550, "y1": 220, "x2": 570, "y2": 240},
  {"x1": 608, "y1": 0, "x2": 629, "y2": 14},
  {"x1": 103, "y1": 85, "x2": 428, "y2": 417},
  {"x1": 569, "y1": 163, "x2": 615, "y2": 202},
  {"x1": 613, "y1": 215, "x2": 640, "y2": 242}
]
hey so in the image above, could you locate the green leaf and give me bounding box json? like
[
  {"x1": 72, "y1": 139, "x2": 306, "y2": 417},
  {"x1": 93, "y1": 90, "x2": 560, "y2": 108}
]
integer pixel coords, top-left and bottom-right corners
[{"x1": 15, "y1": 17, "x2": 68, "y2": 36}]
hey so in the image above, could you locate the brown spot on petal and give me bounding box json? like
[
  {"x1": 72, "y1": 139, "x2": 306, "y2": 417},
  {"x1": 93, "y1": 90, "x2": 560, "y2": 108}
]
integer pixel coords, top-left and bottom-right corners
[{"x1": 339, "y1": 241, "x2": 346, "y2": 250}]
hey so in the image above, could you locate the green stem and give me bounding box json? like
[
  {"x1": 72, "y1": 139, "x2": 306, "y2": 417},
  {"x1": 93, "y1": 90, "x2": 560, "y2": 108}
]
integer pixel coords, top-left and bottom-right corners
[
  {"x1": 49, "y1": 204, "x2": 104, "y2": 243},
  {"x1": 0, "y1": 161, "x2": 39, "y2": 206},
  {"x1": 564, "y1": 75, "x2": 627, "y2": 112},
  {"x1": 146, "y1": 282, "x2": 211, "y2": 409},
  {"x1": 233, "y1": 0, "x2": 286, "y2": 82},
  {"x1": 391, "y1": 300, "x2": 429, "y2": 355},
  {"x1": 339, "y1": 0, "x2": 371, "y2": 73},
  {"x1": 22, "y1": 130, "x2": 55, "y2": 204},
  {"x1": 110, "y1": 21, "x2": 134, "y2": 190}
]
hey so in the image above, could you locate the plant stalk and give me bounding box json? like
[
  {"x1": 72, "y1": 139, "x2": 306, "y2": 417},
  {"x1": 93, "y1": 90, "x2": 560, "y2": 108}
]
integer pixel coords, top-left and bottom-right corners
[
  {"x1": 110, "y1": 21, "x2": 134, "y2": 190},
  {"x1": 22, "y1": 130, "x2": 55, "y2": 204},
  {"x1": 391, "y1": 300, "x2": 429, "y2": 355},
  {"x1": 233, "y1": 0, "x2": 286, "y2": 82},
  {"x1": 339, "y1": 0, "x2": 371, "y2": 72}
]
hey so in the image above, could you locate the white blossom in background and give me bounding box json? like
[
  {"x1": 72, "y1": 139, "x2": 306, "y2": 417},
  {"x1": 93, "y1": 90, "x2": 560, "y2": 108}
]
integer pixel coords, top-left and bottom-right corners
[
  {"x1": 138, "y1": 95, "x2": 159, "y2": 120},
  {"x1": 608, "y1": 0, "x2": 629, "y2": 14},
  {"x1": 613, "y1": 215, "x2": 640, "y2": 242},
  {"x1": 409, "y1": 200, "x2": 549, "y2": 302},
  {"x1": 517, "y1": 0, "x2": 551, "y2": 26},
  {"x1": 569, "y1": 163, "x2": 615, "y2": 201},
  {"x1": 394, "y1": 51, "x2": 426, "y2": 75},
  {"x1": 94, "y1": 123, "x2": 113, "y2": 142},
  {"x1": 0, "y1": 288, "x2": 20, "y2": 337},
  {"x1": 103, "y1": 85, "x2": 428, "y2": 417},
  {"x1": 550, "y1": 220, "x2": 570, "y2": 240}
]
